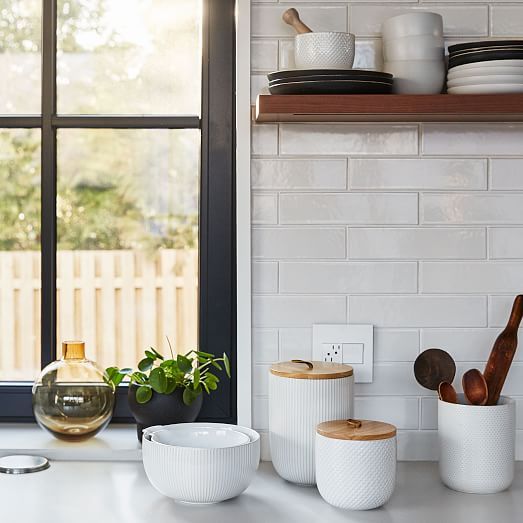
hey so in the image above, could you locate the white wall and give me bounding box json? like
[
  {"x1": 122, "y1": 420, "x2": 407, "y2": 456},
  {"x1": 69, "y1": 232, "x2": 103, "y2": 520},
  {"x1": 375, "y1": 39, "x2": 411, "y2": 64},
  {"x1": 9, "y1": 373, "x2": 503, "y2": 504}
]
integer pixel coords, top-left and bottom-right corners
[{"x1": 249, "y1": 0, "x2": 523, "y2": 460}]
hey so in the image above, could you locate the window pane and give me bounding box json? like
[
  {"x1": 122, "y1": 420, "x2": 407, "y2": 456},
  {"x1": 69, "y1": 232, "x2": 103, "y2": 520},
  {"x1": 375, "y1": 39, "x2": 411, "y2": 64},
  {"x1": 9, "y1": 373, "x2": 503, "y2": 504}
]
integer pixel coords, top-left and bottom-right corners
[
  {"x1": 0, "y1": 129, "x2": 41, "y2": 380},
  {"x1": 57, "y1": 129, "x2": 199, "y2": 370},
  {"x1": 0, "y1": 0, "x2": 41, "y2": 114},
  {"x1": 57, "y1": 0, "x2": 202, "y2": 115}
]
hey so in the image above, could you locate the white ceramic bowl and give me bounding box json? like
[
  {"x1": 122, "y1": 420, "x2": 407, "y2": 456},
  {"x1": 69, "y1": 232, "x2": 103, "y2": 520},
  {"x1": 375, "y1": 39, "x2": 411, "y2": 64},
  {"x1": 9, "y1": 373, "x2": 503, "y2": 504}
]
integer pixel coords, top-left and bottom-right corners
[
  {"x1": 381, "y1": 12, "x2": 443, "y2": 41},
  {"x1": 439, "y1": 395, "x2": 515, "y2": 494},
  {"x1": 295, "y1": 32, "x2": 355, "y2": 70},
  {"x1": 142, "y1": 423, "x2": 260, "y2": 504},
  {"x1": 383, "y1": 35, "x2": 444, "y2": 62},
  {"x1": 385, "y1": 59, "x2": 446, "y2": 94},
  {"x1": 151, "y1": 426, "x2": 250, "y2": 448}
]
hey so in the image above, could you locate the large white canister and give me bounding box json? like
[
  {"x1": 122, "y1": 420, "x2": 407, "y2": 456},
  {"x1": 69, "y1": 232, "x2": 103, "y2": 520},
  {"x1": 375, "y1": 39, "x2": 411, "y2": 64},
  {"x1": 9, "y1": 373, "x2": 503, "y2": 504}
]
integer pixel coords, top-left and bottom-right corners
[
  {"x1": 269, "y1": 360, "x2": 353, "y2": 485},
  {"x1": 316, "y1": 419, "x2": 397, "y2": 510}
]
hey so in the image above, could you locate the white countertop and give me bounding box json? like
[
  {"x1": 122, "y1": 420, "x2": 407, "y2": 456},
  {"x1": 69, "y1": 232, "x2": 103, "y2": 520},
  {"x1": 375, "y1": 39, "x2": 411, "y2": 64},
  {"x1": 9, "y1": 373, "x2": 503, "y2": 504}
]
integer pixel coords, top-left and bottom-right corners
[{"x1": 1, "y1": 460, "x2": 523, "y2": 523}]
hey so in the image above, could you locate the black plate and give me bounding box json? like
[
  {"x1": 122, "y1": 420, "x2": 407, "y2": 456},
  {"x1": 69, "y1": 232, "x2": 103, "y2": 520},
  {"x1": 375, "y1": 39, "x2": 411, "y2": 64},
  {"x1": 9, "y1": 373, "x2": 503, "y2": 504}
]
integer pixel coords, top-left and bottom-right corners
[
  {"x1": 267, "y1": 69, "x2": 392, "y2": 83},
  {"x1": 449, "y1": 40, "x2": 523, "y2": 54},
  {"x1": 269, "y1": 74, "x2": 393, "y2": 86},
  {"x1": 449, "y1": 47, "x2": 523, "y2": 60},
  {"x1": 448, "y1": 49, "x2": 523, "y2": 68},
  {"x1": 268, "y1": 79, "x2": 393, "y2": 95}
]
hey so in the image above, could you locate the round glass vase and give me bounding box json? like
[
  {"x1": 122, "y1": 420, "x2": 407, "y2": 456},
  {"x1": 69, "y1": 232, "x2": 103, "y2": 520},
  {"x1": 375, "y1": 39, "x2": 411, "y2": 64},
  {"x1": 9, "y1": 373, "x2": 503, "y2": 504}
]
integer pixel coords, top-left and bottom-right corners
[{"x1": 32, "y1": 341, "x2": 115, "y2": 441}]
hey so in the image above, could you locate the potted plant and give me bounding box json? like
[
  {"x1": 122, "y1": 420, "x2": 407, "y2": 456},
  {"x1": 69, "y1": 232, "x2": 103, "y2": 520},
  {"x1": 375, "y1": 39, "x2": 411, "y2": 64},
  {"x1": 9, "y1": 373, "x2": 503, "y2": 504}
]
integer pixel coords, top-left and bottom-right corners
[{"x1": 105, "y1": 342, "x2": 230, "y2": 441}]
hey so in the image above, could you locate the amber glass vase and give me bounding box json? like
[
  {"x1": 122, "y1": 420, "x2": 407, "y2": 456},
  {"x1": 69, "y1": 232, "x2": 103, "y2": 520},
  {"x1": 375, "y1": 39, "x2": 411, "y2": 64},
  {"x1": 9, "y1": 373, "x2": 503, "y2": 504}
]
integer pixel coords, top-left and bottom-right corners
[{"x1": 32, "y1": 341, "x2": 114, "y2": 441}]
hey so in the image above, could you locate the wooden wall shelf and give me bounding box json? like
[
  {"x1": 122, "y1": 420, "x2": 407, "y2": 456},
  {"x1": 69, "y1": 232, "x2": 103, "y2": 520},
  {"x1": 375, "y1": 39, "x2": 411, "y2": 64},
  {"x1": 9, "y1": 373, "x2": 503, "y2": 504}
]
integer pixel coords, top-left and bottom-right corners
[{"x1": 255, "y1": 94, "x2": 523, "y2": 123}]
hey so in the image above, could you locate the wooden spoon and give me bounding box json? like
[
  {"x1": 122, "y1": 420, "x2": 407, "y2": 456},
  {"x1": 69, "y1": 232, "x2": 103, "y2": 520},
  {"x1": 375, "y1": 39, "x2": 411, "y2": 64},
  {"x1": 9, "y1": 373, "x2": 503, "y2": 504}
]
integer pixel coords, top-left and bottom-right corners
[
  {"x1": 282, "y1": 8, "x2": 313, "y2": 34},
  {"x1": 438, "y1": 381, "x2": 457, "y2": 404},
  {"x1": 483, "y1": 294, "x2": 523, "y2": 405},
  {"x1": 462, "y1": 369, "x2": 488, "y2": 406},
  {"x1": 414, "y1": 348, "x2": 456, "y2": 391}
]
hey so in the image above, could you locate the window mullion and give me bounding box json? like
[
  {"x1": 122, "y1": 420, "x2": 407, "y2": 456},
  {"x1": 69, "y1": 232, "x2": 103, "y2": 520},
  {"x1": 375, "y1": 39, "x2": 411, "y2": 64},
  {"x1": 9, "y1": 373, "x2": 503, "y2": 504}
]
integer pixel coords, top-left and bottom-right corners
[{"x1": 40, "y1": 0, "x2": 57, "y2": 368}]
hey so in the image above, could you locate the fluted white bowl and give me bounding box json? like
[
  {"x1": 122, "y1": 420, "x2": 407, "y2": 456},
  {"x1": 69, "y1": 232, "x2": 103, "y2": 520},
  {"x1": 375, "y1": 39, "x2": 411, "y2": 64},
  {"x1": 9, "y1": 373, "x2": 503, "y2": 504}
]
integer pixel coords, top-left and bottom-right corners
[
  {"x1": 151, "y1": 426, "x2": 250, "y2": 448},
  {"x1": 142, "y1": 423, "x2": 260, "y2": 504},
  {"x1": 384, "y1": 59, "x2": 446, "y2": 94},
  {"x1": 381, "y1": 12, "x2": 443, "y2": 41},
  {"x1": 295, "y1": 32, "x2": 355, "y2": 70},
  {"x1": 383, "y1": 35, "x2": 444, "y2": 62}
]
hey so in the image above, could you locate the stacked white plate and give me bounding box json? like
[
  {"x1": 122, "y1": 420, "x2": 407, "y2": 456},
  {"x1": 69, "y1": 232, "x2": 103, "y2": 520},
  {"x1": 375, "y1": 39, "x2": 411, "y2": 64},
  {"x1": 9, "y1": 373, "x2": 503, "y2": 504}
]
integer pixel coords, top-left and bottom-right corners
[{"x1": 447, "y1": 40, "x2": 523, "y2": 94}]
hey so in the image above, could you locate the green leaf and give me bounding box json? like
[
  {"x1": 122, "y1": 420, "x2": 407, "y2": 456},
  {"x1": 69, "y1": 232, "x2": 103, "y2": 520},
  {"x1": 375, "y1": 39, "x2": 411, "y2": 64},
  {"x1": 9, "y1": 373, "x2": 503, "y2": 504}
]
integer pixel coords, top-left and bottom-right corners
[
  {"x1": 105, "y1": 366, "x2": 118, "y2": 380},
  {"x1": 118, "y1": 368, "x2": 133, "y2": 375},
  {"x1": 164, "y1": 377, "x2": 177, "y2": 395},
  {"x1": 183, "y1": 387, "x2": 197, "y2": 406},
  {"x1": 193, "y1": 367, "x2": 200, "y2": 388},
  {"x1": 138, "y1": 357, "x2": 154, "y2": 372},
  {"x1": 211, "y1": 360, "x2": 223, "y2": 371},
  {"x1": 131, "y1": 372, "x2": 147, "y2": 384},
  {"x1": 149, "y1": 367, "x2": 167, "y2": 393},
  {"x1": 206, "y1": 379, "x2": 218, "y2": 391},
  {"x1": 206, "y1": 372, "x2": 219, "y2": 383},
  {"x1": 136, "y1": 385, "x2": 153, "y2": 404},
  {"x1": 149, "y1": 347, "x2": 164, "y2": 360},
  {"x1": 177, "y1": 354, "x2": 192, "y2": 373},
  {"x1": 145, "y1": 350, "x2": 157, "y2": 360},
  {"x1": 202, "y1": 381, "x2": 210, "y2": 394},
  {"x1": 223, "y1": 353, "x2": 231, "y2": 378},
  {"x1": 194, "y1": 350, "x2": 215, "y2": 358}
]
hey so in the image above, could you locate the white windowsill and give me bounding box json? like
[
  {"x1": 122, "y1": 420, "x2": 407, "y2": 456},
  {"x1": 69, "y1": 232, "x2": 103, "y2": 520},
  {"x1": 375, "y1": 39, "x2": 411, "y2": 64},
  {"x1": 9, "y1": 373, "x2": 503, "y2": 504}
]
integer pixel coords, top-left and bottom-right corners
[{"x1": 0, "y1": 423, "x2": 141, "y2": 461}]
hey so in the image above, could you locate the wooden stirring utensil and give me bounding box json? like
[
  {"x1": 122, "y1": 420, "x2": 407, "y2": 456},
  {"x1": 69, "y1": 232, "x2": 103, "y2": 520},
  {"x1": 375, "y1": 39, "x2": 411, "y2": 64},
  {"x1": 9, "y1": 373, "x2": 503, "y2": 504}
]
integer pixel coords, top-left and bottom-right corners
[
  {"x1": 462, "y1": 369, "x2": 488, "y2": 406},
  {"x1": 484, "y1": 294, "x2": 523, "y2": 405},
  {"x1": 282, "y1": 8, "x2": 313, "y2": 34},
  {"x1": 438, "y1": 381, "x2": 457, "y2": 404}
]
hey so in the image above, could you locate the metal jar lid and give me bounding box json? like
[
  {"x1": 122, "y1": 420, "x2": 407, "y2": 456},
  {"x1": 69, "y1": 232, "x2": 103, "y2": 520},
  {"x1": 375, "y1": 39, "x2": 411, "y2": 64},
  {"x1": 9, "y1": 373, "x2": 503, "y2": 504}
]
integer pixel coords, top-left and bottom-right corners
[
  {"x1": 0, "y1": 455, "x2": 50, "y2": 474},
  {"x1": 270, "y1": 360, "x2": 353, "y2": 380}
]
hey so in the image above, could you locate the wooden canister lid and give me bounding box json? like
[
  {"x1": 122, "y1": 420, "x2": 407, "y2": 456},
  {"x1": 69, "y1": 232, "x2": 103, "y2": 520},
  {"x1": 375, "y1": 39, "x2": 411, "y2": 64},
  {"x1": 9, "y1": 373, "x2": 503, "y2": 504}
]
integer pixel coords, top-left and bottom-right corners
[
  {"x1": 316, "y1": 419, "x2": 397, "y2": 441},
  {"x1": 270, "y1": 360, "x2": 353, "y2": 379}
]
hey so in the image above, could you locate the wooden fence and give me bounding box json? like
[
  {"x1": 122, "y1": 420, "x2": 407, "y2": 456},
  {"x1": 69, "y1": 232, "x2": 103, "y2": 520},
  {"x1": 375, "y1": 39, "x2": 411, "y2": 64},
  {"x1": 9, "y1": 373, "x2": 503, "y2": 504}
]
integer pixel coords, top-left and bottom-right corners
[{"x1": 0, "y1": 249, "x2": 198, "y2": 380}]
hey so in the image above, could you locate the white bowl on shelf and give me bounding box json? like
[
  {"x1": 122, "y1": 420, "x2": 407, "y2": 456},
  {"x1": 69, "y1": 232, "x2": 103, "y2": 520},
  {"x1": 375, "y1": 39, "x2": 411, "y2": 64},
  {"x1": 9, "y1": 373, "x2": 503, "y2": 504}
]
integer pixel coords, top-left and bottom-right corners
[
  {"x1": 142, "y1": 423, "x2": 260, "y2": 504},
  {"x1": 385, "y1": 59, "x2": 446, "y2": 94},
  {"x1": 295, "y1": 32, "x2": 355, "y2": 70},
  {"x1": 381, "y1": 12, "x2": 443, "y2": 41},
  {"x1": 383, "y1": 35, "x2": 444, "y2": 62}
]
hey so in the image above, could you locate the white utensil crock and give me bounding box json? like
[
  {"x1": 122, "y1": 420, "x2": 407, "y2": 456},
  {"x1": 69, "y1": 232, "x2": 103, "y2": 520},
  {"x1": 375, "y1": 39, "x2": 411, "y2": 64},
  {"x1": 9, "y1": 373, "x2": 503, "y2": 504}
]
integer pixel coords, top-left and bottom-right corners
[
  {"x1": 269, "y1": 360, "x2": 353, "y2": 485},
  {"x1": 438, "y1": 395, "x2": 515, "y2": 494},
  {"x1": 316, "y1": 419, "x2": 397, "y2": 510},
  {"x1": 295, "y1": 32, "x2": 355, "y2": 70}
]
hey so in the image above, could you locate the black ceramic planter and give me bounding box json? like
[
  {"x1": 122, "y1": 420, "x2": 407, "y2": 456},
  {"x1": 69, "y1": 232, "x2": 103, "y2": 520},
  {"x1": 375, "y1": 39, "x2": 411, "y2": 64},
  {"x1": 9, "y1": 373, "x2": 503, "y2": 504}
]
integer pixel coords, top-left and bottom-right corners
[{"x1": 128, "y1": 385, "x2": 203, "y2": 442}]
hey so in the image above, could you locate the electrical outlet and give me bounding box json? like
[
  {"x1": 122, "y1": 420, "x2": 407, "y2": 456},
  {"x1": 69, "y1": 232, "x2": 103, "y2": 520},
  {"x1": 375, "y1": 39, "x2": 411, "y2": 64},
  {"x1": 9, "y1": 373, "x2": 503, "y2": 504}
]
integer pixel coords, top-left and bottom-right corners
[
  {"x1": 313, "y1": 324, "x2": 374, "y2": 383},
  {"x1": 322, "y1": 343, "x2": 343, "y2": 363}
]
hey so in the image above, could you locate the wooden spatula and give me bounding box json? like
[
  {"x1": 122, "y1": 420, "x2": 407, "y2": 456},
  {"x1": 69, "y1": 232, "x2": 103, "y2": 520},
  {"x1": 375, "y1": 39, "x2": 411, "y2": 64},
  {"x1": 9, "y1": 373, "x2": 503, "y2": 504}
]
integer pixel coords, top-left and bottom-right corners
[
  {"x1": 483, "y1": 294, "x2": 523, "y2": 405},
  {"x1": 282, "y1": 8, "x2": 313, "y2": 34}
]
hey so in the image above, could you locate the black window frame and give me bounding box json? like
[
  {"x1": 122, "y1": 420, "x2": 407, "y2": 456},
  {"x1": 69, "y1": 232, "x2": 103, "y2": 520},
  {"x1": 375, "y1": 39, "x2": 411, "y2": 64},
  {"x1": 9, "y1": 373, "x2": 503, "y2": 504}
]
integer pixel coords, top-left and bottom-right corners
[{"x1": 0, "y1": 0, "x2": 237, "y2": 423}]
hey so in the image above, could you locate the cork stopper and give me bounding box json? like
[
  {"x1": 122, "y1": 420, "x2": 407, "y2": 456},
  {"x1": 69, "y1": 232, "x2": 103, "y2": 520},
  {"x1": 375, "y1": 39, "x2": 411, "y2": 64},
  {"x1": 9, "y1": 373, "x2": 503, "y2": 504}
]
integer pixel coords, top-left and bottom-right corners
[{"x1": 62, "y1": 341, "x2": 86, "y2": 360}]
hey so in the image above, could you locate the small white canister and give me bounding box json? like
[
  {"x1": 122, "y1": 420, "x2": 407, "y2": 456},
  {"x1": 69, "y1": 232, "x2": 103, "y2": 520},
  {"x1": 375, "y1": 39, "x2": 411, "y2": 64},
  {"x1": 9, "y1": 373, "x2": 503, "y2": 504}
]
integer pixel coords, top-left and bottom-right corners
[
  {"x1": 439, "y1": 394, "x2": 515, "y2": 494},
  {"x1": 316, "y1": 419, "x2": 397, "y2": 510},
  {"x1": 269, "y1": 360, "x2": 353, "y2": 485}
]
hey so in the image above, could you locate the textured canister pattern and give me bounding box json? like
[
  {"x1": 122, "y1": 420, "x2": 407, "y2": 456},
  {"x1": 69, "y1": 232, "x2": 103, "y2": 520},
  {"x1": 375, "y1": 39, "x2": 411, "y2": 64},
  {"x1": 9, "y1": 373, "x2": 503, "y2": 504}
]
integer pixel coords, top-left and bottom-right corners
[
  {"x1": 438, "y1": 395, "x2": 515, "y2": 494},
  {"x1": 316, "y1": 434, "x2": 397, "y2": 510},
  {"x1": 269, "y1": 374, "x2": 353, "y2": 485}
]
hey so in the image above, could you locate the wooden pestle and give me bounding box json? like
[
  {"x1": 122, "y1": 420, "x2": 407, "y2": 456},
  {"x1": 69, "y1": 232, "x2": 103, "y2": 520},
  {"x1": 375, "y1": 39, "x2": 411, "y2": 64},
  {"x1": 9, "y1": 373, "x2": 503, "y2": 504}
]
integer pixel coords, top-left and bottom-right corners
[
  {"x1": 282, "y1": 8, "x2": 313, "y2": 34},
  {"x1": 483, "y1": 294, "x2": 523, "y2": 405}
]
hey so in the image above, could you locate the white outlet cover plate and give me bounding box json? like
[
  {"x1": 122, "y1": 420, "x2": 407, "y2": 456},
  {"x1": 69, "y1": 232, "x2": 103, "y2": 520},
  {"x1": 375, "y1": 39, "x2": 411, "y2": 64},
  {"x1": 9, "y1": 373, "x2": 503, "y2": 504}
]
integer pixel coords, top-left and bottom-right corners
[{"x1": 313, "y1": 324, "x2": 373, "y2": 383}]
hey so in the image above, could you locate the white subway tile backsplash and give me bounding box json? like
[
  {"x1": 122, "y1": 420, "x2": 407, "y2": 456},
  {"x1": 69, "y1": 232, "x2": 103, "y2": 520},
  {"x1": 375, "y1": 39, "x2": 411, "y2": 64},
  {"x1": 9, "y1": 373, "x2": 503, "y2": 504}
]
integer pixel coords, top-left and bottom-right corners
[
  {"x1": 280, "y1": 124, "x2": 418, "y2": 156},
  {"x1": 349, "y1": 228, "x2": 486, "y2": 260},
  {"x1": 251, "y1": 39, "x2": 279, "y2": 71},
  {"x1": 420, "y1": 328, "x2": 523, "y2": 362},
  {"x1": 490, "y1": 159, "x2": 523, "y2": 190},
  {"x1": 253, "y1": 364, "x2": 270, "y2": 396},
  {"x1": 423, "y1": 124, "x2": 523, "y2": 156},
  {"x1": 398, "y1": 430, "x2": 438, "y2": 461},
  {"x1": 279, "y1": 261, "x2": 417, "y2": 294},
  {"x1": 252, "y1": 193, "x2": 278, "y2": 225},
  {"x1": 252, "y1": 124, "x2": 278, "y2": 156},
  {"x1": 421, "y1": 261, "x2": 523, "y2": 294},
  {"x1": 280, "y1": 193, "x2": 418, "y2": 225},
  {"x1": 349, "y1": 5, "x2": 488, "y2": 37},
  {"x1": 354, "y1": 397, "x2": 419, "y2": 430},
  {"x1": 253, "y1": 398, "x2": 269, "y2": 430},
  {"x1": 253, "y1": 295, "x2": 347, "y2": 327},
  {"x1": 489, "y1": 295, "x2": 522, "y2": 327},
  {"x1": 420, "y1": 398, "x2": 438, "y2": 430},
  {"x1": 374, "y1": 329, "x2": 420, "y2": 362},
  {"x1": 252, "y1": 261, "x2": 279, "y2": 294},
  {"x1": 253, "y1": 329, "x2": 279, "y2": 363},
  {"x1": 355, "y1": 363, "x2": 425, "y2": 395},
  {"x1": 350, "y1": 158, "x2": 487, "y2": 191},
  {"x1": 349, "y1": 295, "x2": 487, "y2": 327},
  {"x1": 251, "y1": 159, "x2": 347, "y2": 190},
  {"x1": 490, "y1": 228, "x2": 523, "y2": 259},
  {"x1": 252, "y1": 227, "x2": 346, "y2": 260},
  {"x1": 279, "y1": 328, "x2": 312, "y2": 361},
  {"x1": 421, "y1": 194, "x2": 523, "y2": 225},
  {"x1": 251, "y1": 5, "x2": 347, "y2": 37},
  {"x1": 251, "y1": 74, "x2": 268, "y2": 104},
  {"x1": 491, "y1": 6, "x2": 523, "y2": 37}
]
